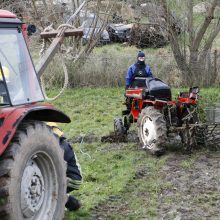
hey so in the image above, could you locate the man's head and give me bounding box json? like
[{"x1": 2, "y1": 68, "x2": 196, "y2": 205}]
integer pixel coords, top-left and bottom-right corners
[{"x1": 137, "y1": 51, "x2": 145, "y2": 65}]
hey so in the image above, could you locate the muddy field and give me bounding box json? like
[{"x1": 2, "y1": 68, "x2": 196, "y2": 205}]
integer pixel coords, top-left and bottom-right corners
[
  {"x1": 92, "y1": 149, "x2": 220, "y2": 219},
  {"x1": 68, "y1": 132, "x2": 220, "y2": 220},
  {"x1": 157, "y1": 153, "x2": 220, "y2": 220}
]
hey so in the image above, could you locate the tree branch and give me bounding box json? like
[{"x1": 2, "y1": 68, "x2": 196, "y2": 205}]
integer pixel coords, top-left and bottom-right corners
[
  {"x1": 160, "y1": 0, "x2": 186, "y2": 62},
  {"x1": 192, "y1": 0, "x2": 218, "y2": 51},
  {"x1": 203, "y1": 21, "x2": 220, "y2": 52},
  {"x1": 187, "y1": 0, "x2": 194, "y2": 49}
]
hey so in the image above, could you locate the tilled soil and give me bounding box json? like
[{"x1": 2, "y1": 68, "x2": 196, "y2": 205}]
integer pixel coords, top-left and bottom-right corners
[
  {"x1": 158, "y1": 152, "x2": 220, "y2": 220},
  {"x1": 70, "y1": 130, "x2": 139, "y2": 144},
  {"x1": 91, "y1": 149, "x2": 220, "y2": 220}
]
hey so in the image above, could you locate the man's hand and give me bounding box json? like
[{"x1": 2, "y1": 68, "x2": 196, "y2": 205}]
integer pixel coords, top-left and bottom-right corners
[{"x1": 67, "y1": 177, "x2": 82, "y2": 191}]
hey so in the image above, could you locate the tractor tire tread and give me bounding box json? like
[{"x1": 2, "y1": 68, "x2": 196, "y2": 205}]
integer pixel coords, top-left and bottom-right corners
[
  {"x1": 0, "y1": 120, "x2": 66, "y2": 220},
  {"x1": 114, "y1": 117, "x2": 125, "y2": 136},
  {"x1": 137, "y1": 106, "x2": 167, "y2": 154}
]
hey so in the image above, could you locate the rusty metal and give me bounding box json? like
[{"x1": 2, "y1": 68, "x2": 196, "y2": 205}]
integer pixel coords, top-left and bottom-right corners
[{"x1": 168, "y1": 121, "x2": 220, "y2": 149}]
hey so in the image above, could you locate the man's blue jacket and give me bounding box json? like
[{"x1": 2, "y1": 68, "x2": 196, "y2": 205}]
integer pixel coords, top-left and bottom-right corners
[{"x1": 125, "y1": 64, "x2": 153, "y2": 87}]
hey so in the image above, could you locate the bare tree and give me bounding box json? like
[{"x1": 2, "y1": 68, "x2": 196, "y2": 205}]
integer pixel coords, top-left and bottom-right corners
[
  {"x1": 159, "y1": 0, "x2": 220, "y2": 86},
  {"x1": 34, "y1": 0, "x2": 115, "y2": 91}
]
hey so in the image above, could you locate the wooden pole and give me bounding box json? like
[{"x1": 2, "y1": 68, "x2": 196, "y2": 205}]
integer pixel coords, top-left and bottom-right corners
[{"x1": 36, "y1": 0, "x2": 87, "y2": 77}]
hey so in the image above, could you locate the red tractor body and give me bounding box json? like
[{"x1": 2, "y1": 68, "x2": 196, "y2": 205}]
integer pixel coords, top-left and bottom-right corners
[
  {"x1": 0, "y1": 104, "x2": 70, "y2": 155},
  {"x1": 0, "y1": 10, "x2": 71, "y2": 219},
  {"x1": 0, "y1": 10, "x2": 16, "y2": 18},
  {"x1": 0, "y1": 10, "x2": 70, "y2": 155},
  {"x1": 125, "y1": 87, "x2": 198, "y2": 121},
  {"x1": 115, "y1": 77, "x2": 202, "y2": 155}
]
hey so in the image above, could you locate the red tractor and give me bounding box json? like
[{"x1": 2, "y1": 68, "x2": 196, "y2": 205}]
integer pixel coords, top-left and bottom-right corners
[
  {"x1": 114, "y1": 77, "x2": 213, "y2": 155},
  {"x1": 0, "y1": 10, "x2": 82, "y2": 220}
]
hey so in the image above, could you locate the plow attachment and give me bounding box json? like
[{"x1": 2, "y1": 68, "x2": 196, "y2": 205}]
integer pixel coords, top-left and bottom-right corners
[
  {"x1": 169, "y1": 122, "x2": 220, "y2": 151},
  {"x1": 192, "y1": 123, "x2": 220, "y2": 148},
  {"x1": 170, "y1": 105, "x2": 220, "y2": 150}
]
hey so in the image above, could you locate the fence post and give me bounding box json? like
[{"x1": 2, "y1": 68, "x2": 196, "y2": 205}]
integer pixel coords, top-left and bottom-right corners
[
  {"x1": 212, "y1": 50, "x2": 218, "y2": 84},
  {"x1": 214, "y1": 50, "x2": 217, "y2": 81}
]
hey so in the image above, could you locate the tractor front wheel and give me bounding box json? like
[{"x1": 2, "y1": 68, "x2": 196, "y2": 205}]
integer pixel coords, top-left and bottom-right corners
[
  {"x1": 0, "y1": 121, "x2": 66, "y2": 220},
  {"x1": 137, "y1": 107, "x2": 167, "y2": 155},
  {"x1": 114, "y1": 117, "x2": 126, "y2": 136}
]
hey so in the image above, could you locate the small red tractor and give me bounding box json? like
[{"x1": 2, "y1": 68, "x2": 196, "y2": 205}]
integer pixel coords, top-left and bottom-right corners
[
  {"x1": 114, "y1": 77, "x2": 220, "y2": 155},
  {"x1": 0, "y1": 9, "x2": 83, "y2": 220}
]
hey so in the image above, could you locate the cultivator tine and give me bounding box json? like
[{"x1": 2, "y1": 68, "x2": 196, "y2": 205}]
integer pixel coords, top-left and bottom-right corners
[
  {"x1": 205, "y1": 123, "x2": 220, "y2": 147},
  {"x1": 194, "y1": 126, "x2": 206, "y2": 145}
]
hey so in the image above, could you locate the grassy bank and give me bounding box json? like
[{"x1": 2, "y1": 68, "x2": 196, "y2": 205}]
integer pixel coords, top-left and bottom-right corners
[
  {"x1": 31, "y1": 41, "x2": 186, "y2": 88},
  {"x1": 31, "y1": 39, "x2": 220, "y2": 89}
]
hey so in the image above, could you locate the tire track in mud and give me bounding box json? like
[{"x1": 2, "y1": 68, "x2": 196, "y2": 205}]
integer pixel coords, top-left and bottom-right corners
[{"x1": 158, "y1": 151, "x2": 220, "y2": 220}]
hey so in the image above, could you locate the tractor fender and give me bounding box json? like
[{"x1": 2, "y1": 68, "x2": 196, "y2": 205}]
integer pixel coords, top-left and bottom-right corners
[{"x1": 0, "y1": 104, "x2": 71, "y2": 156}]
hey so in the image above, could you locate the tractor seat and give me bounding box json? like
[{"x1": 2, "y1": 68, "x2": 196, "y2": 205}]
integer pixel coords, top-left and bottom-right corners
[
  {"x1": 130, "y1": 77, "x2": 172, "y2": 101},
  {"x1": 146, "y1": 78, "x2": 172, "y2": 101},
  {"x1": 130, "y1": 77, "x2": 148, "y2": 88},
  {"x1": 0, "y1": 80, "x2": 6, "y2": 95}
]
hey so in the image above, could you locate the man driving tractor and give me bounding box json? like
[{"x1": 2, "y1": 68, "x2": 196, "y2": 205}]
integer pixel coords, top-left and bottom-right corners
[
  {"x1": 125, "y1": 51, "x2": 154, "y2": 110},
  {"x1": 125, "y1": 51, "x2": 154, "y2": 90}
]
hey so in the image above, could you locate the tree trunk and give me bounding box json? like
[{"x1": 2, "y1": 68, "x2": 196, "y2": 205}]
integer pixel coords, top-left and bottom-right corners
[{"x1": 159, "y1": 0, "x2": 219, "y2": 87}]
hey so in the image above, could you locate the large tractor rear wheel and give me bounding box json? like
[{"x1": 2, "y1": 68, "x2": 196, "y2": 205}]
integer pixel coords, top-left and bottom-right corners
[
  {"x1": 0, "y1": 121, "x2": 66, "y2": 220},
  {"x1": 137, "y1": 107, "x2": 167, "y2": 155}
]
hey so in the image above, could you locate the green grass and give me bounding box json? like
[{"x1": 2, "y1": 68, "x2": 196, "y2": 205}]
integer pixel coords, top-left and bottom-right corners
[
  {"x1": 50, "y1": 87, "x2": 124, "y2": 137},
  {"x1": 45, "y1": 87, "x2": 220, "y2": 219},
  {"x1": 64, "y1": 143, "x2": 167, "y2": 219},
  {"x1": 50, "y1": 87, "x2": 220, "y2": 137},
  {"x1": 180, "y1": 154, "x2": 198, "y2": 169}
]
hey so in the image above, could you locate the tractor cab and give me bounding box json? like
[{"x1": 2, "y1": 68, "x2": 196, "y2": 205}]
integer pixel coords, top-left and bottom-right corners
[
  {"x1": 0, "y1": 9, "x2": 85, "y2": 220},
  {"x1": 0, "y1": 10, "x2": 44, "y2": 106}
]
